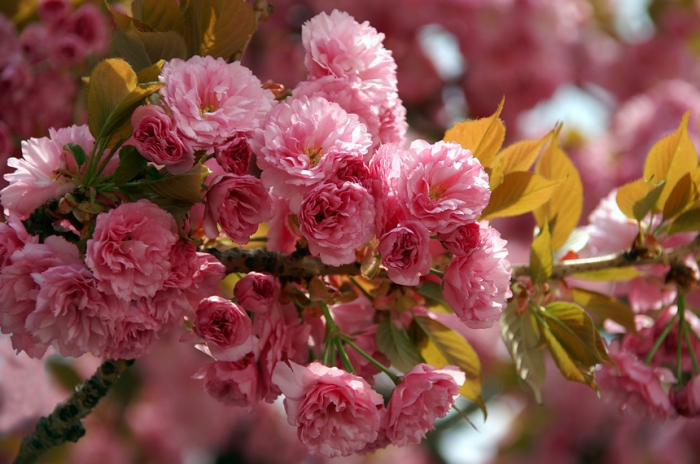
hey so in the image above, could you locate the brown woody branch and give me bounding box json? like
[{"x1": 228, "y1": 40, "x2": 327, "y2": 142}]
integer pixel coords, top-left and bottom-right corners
[{"x1": 14, "y1": 359, "x2": 133, "y2": 464}]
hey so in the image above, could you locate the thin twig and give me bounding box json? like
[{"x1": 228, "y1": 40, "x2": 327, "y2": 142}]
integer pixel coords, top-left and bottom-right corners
[{"x1": 14, "y1": 359, "x2": 133, "y2": 464}]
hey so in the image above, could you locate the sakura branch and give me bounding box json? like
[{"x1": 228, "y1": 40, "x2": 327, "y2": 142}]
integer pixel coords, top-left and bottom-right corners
[{"x1": 13, "y1": 359, "x2": 133, "y2": 464}]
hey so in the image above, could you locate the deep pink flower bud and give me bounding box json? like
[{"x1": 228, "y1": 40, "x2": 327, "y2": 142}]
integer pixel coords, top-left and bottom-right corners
[
  {"x1": 378, "y1": 220, "x2": 432, "y2": 286},
  {"x1": 215, "y1": 133, "x2": 251, "y2": 175},
  {"x1": 234, "y1": 272, "x2": 279, "y2": 313},
  {"x1": 194, "y1": 296, "x2": 252, "y2": 348}
]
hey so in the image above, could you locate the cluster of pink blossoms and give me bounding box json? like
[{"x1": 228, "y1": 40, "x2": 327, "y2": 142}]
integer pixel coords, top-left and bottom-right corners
[{"x1": 0, "y1": 8, "x2": 514, "y2": 459}]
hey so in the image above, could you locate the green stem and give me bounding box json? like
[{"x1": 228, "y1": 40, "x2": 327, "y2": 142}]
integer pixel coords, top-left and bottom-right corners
[
  {"x1": 337, "y1": 341, "x2": 355, "y2": 374},
  {"x1": 343, "y1": 338, "x2": 400, "y2": 384},
  {"x1": 429, "y1": 268, "x2": 444, "y2": 278},
  {"x1": 349, "y1": 277, "x2": 374, "y2": 301},
  {"x1": 684, "y1": 327, "x2": 699, "y2": 376},
  {"x1": 644, "y1": 311, "x2": 679, "y2": 365},
  {"x1": 676, "y1": 293, "x2": 686, "y2": 383}
]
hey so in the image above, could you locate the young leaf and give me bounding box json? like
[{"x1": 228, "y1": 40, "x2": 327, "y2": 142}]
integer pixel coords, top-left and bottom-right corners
[
  {"x1": 104, "y1": 0, "x2": 150, "y2": 31},
  {"x1": 530, "y1": 221, "x2": 552, "y2": 284},
  {"x1": 417, "y1": 281, "x2": 448, "y2": 307},
  {"x1": 570, "y1": 287, "x2": 636, "y2": 333},
  {"x1": 533, "y1": 134, "x2": 583, "y2": 251},
  {"x1": 131, "y1": 0, "x2": 184, "y2": 34},
  {"x1": 540, "y1": 302, "x2": 605, "y2": 367},
  {"x1": 615, "y1": 178, "x2": 665, "y2": 221},
  {"x1": 668, "y1": 206, "x2": 700, "y2": 235},
  {"x1": 376, "y1": 319, "x2": 424, "y2": 374},
  {"x1": 183, "y1": 0, "x2": 256, "y2": 60},
  {"x1": 644, "y1": 112, "x2": 698, "y2": 212},
  {"x1": 113, "y1": 27, "x2": 187, "y2": 72},
  {"x1": 413, "y1": 316, "x2": 486, "y2": 416},
  {"x1": 489, "y1": 131, "x2": 550, "y2": 189},
  {"x1": 138, "y1": 163, "x2": 209, "y2": 204},
  {"x1": 537, "y1": 316, "x2": 598, "y2": 390},
  {"x1": 663, "y1": 172, "x2": 693, "y2": 220},
  {"x1": 64, "y1": 143, "x2": 86, "y2": 167},
  {"x1": 114, "y1": 146, "x2": 148, "y2": 186},
  {"x1": 136, "y1": 60, "x2": 165, "y2": 84},
  {"x1": 481, "y1": 171, "x2": 560, "y2": 219},
  {"x1": 443, "y1": 97, "x2": 505, "y2": 168},
  {"x1": 500, "y1": 303, "x2": 546, "y2": 403}
]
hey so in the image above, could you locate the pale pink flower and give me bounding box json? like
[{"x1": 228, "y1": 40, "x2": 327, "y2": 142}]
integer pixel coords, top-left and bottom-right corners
[
  {"x1": 86, "y1": 199, "x2": 179, "y2": 300},
  {"x1": 598, "y1": 342, "x2": 677, "y2": 421},
  {"x1": 159, "y1": 56, "x2": 275, "y2": 150},
  {"x1": 183, "y1": 252, "x2": 226, "y2": 310},
  {"x1": 272, "y1": 360, "x2": 385, "y2": 457},
  {"x1": 299, "y1": 181, "x2": 375, "y2": 266},
  {"x1": 442, "y1": 222, "x2": 512, "y2": 328},
  {"x1": 25, "y1": 263, "x2": 125, "y2": 358},
  {"x1": 104, "y1": 300, "x2": 161, "y2": 360},
  {"x1": 1, "y1": 124, "x2": 94, "y2": 219},
  {"x1": 302, "y1": 10, "x2": 398, "y2": 97},
  {"x1": 214, "y1": 133, "x2": 251, "y2": 175},
  {"x1": 129, "y1": 104, "x2": 194, "y2": 175},
  {"x1": 671, "y1": 376, "x2": 700, "y2": 418},
  {"x1": 266, "y1": 196, "x2": 299, "y2": 253},
  {"x1": 378, "y1": 220, "x2": 432, "y2": 286},
  {"x1": 0, "y1": 235, "x2": 80, "y2": 357},
  {"x1": 385, "y1": 364, "x2": 465, "y2": 446},
  {"x1": 582, "y1": 188, "x2": 639, "y2": 257},
  {"x1": 370, "y1": 143, "x2": 406, "y2": 235},
  {"x1": 194, "y1": 356, "x2": 260, "y2": 411},
  {"x1": 0, "y1": 220, "x2": 31, "y2": 268},
  {"x1": 194, "y1": 296, "x2": 252, "y2": 349},
  {"x1": 252, "y1": 95, "x2": 371, "y2": 212},
  {"x1": 203, "y1": 174, "x2": 274, "y2": 243},
  {"x1": 146, "y1": 286, "x2": 192, "y2": 331},
  {"x1": 399, "y1": 140, "x2": 490, "y2": 234},
  {"x1": 376, "y1": 93, "x2": 408, "y2": 149},
  {"x1": 234, "y1": 272, "x2": 279, "y2": 313},
  {"x1": 439, "y1": 222, "x2": 482, "y2": 256}
]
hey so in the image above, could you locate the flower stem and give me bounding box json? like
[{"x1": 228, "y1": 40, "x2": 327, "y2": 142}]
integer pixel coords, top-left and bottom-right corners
[
  {"x1": 337, "y1": 340, "x2": 356, "y2": 374},
  {"x1": 676, "y1": 293, "x2": 686, "y2": 383},
  {"x1": 343, "y1": 338, "x2": 399, "y2": 384},
  {"x1": 644, "y1": 311, "x2": 679, "y2": 365}
]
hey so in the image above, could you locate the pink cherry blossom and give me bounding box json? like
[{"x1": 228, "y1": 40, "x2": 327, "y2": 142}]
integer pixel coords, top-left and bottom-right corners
[
  {"x1": 25, "y1": 263, "x2": 126, "y2": 358},
  {"x1": 272, "y1": 360, "x2": 385, "y2": 457},
  {"x1": 37, "y1": 0, "x2": 72, "y2": 26},
  {"x1": 384, "y1": 364, "x2": 465, "y2": 446},
  {"x1": 252, "y1": 95, "x2": 372, "y2": 211},
  {"x1": 234, "y1": 272, "x2": 279, "y2": 313},
  {"x1": 214, "y1": 133, "x2": 251, "y2": 175},
  {"x1": 442, "y1": 222, "x2": 512, "y2": 328},
  {"x1": 1, "y1": 124, "x2": 94, "y2": 219},
  {"x1": 104, "y1": 299, "x2": 161, "y2": 360},
  {"x1": 671, "y1": 376, "x2": 700, "y2": 418},
  {"x1": 203, "y1": 174, "x2": 274, "y2": 244},
  {"x1": 266, "y1": 196, "x2": 299, "y2": 253},
  {"x1": 183, "y1": 252, "x2": 226, "y2": 310},
  {"x1": 378, "y1": 220, "x2": 432, "y2": 286},
  {"x1": 597, "y1": 342, "x2": 677, "y2": 421},
  {"x1": 86, "y1": 199, "x2": 179, "y2": 301},
  {"x1": 194, "y1": 296, "x2": 252, "y2": 349},
  {"x1": 194, "y1": 356, "x2": 260, "y2": 411},
  {"x1": 399, "y1": 140, "x2": 490, "y2": 234},
  {"x1": 159, "y1": 56, "x2": 275, "y2": 151},
  {"x1": 299, "y1": 181, "x2": 376, "y2": 266},
  {"x1": 438, "y1": 222, "x2": 482, "y2": 255},
  {"x1": 66, "y1": 3, "x2": 109, "y2": 54},
  {"x1": 129, "y1": 104, "x2": 194, "y2": 175}
]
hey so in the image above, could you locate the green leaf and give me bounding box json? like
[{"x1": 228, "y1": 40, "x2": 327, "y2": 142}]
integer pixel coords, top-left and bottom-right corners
[
  {"x1": 571, "y1": 267, "x2": 641, "y2": 281},
  {"x1": 533, "y1": 134, "x2": 584, "y2": 251},
  {"x1": 376, "y1": 319, "x2": 424, "y2": 373},
  {"x1": 113, "y1": 27, "x2": 188, "y2": 72},
  {"x1": 46, "y1": 357, "x2": 83, "y2": 391},
  {"x1": 443, "y1": 97, "x2": 505, "y2": 168},
  {"x1": 643, "y1": 111, "x2": 698, "y2": 212},
  {"x1": 615, "y1": 178, "x2": 665, "y2": 221},
  {"x1": 64, "y1": 143, "x2": 86, "y2": 167},
  {"x1": 132, "y1": 0, "x2": 184, "y2": 33},
  {"x1": 413, "y1": 316, "x2": 486, "y2": 416},
  {"x1": 104, "y1": 0, "x2": 150, "y2": 31},
  {"x1": 138, "y1": 163, "x2": 209, "y2": 204},
  {"x1": 663, "y1": 172, "x2": 693, "y2": 221},
  {"x1": 500, "y1": 303, "x2": 546, "y2": 403},
  {"x1": 183, "y1": 0, "x2": 256, "y2": 60},
  {"x1": 136, "y1": 60, "x2": 165, "y2": 84},
  {"x1": 570, "y1": 287, "x2": 636, "y2": 333},
  {"x1": 537, "y1": 316, "x2": 598, "y2": 390},
  {"x1": 417, "y1": 281, "x2": 448, "y2": 307},
  {"x1": 481, "y1": 171, "x2": 560, "y2": 219},
  {"x1": 668, "y1": 206, "x2": 700, "y2": 235},
  {"x1": 541, "y1": 302, "x2": 605, "y2": 367},
  {"x1": 530, "y1": 221, "x2": 552, "y2": 284},
  {"x1": 114, "y1": 146, "x2": 148, "y2": 186}
]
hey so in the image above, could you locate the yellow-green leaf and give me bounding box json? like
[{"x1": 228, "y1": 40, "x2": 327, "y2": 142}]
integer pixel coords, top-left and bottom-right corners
[
  {"x1": 183, "y1": 0, "x2": 256, "y2": 60},
  {"x1": 537, "y1": 317, "x2": 597, "y2": 390},
  {"x1": 136, "y1": 60, "x2": 165, "y2": 84},
  {"x1": 489, "y1": 131, "x2": 550, "y2": 189},
  {"x1": 571, "y1": 287, "x2": 636, "y2": 333},
  {"x1": 615, "y1": 178, "x2": 665, "y2": 221},
  {"x1": 104, "y1": 0, "x2": 150, "y2": 31},
  {"x1": 414, "y1": 316, "x2": 486, "y2": 416},
  {"x1": 376, "y1": 319, "x2": 424, "y2": 374},
  {"x1": 541, "y1": 302, "x2": 605, "y2": 367},
  {"x1": 87, "y1": 59, "x2": 138, "y2": 139},
  {"x1": 139, "y1": 163, "x2": 209, "y2": 204},
  {"x1": 571, "y1": 267, "x2": 641, "y2": 281},
  {"x1": 643, "y1": 112, "x2": 698, "y2": 212},
  {"x1": 132, "y1": 0, "x2": 184, "y2": 33},
  {"x1": 533, "y1": 134, "x2": 583, "y2": 251},
  {"x1": 663, "y1": 172, "x2": 693, "y2": 221},
  {"x1": 500, "y1": 303, "x2": 546, "y2": 403},
  {"x1": 443, "y1": 97, "x2": 505, "y2": 168},
  {"x1": 481, "y1": 171, "x2": 560, "y2": 219},
  {"x1": 530, "y1": 221, "x2": 552, "y2": 284},
  {"x1": 114, "y1": 146, "x2": 148, "y2": 186},
  {"x1": 668, "y1": 206, "x2": 700, "y2": 235},
  {"x1": 113, "y1": 27, "x2": 187, "y2": 72}
]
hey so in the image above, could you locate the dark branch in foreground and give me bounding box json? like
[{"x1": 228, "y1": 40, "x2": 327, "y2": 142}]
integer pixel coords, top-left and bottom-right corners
[{"x1": 14, "y1": 359, "x2": 133, "y2": 464}]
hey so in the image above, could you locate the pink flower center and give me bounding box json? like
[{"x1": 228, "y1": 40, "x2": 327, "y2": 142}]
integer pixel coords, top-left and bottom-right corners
[
  {"x1": 429, "y1": 184, "x2": 447, "y2": 200},
  {"x1": 304, "y1": 145, "x2": 324, "y2": 167}
]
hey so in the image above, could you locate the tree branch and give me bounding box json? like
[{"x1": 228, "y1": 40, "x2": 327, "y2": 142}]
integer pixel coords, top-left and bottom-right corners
[
  {"x1": 512, "y1": 234, "x2": 700, "y2": 280},
  {"x1": 14, "y1": 359, "x2": 133, "y2": 464}
]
